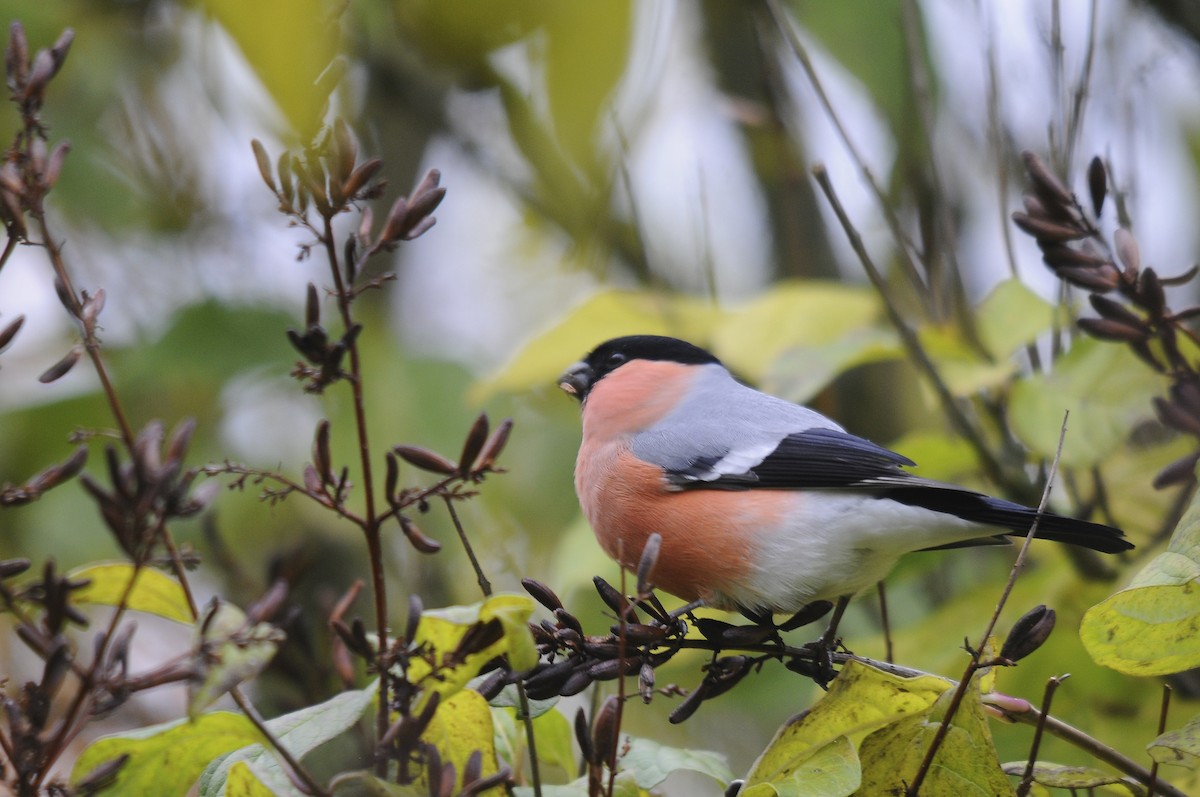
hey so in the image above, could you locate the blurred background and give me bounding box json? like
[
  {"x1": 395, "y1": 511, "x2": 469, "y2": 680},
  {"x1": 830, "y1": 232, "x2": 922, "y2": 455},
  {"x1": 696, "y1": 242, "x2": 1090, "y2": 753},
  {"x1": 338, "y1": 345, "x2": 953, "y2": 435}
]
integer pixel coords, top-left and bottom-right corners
[{"x1": 1, "y1": 0, "x2": 1199, "y2": 788}]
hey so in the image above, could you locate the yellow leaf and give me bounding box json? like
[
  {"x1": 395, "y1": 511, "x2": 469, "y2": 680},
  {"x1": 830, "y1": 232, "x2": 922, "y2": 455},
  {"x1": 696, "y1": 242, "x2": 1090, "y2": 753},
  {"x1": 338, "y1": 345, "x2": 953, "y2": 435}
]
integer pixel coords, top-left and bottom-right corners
[
  {"x1": 744, "y1": 660, "x2": 950, "y2": 788},
  {"x1": 67, "y1": 563, "x2": 194, "y2": 623},
  {"x1": 71, "y1": 711, "x2": 263, "y2": 795},
  {"x1": 227, "y1": 761, "x2": 274, "y2": 797},
  {"x1": 408, "y1": 595, "x2": 535, "y2": 707},
  {"x1": 471, "y1": 289, "x2": 720, "y2": 402},
  {"x1": 420, "y1": 691, "x2": 498, "y2": 793},
  {"x1": 1082, "y1": 479, "x2": 1200, "y2": 675}
]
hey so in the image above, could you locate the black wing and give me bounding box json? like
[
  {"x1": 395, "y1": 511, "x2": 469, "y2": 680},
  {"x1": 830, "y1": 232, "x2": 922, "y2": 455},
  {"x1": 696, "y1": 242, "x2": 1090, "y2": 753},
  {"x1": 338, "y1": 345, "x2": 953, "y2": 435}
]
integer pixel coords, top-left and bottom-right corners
[{"x1": 667, "y1": 427, "x2": 915, "y2": 490}]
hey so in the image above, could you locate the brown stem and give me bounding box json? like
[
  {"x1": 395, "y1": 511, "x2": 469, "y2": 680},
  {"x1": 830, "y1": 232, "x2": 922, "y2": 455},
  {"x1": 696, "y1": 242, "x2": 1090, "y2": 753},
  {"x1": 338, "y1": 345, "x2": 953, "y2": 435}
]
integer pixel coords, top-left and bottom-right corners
[
  {"x1": 1148, "y1": 684, "x2": 1172, "y2": 797},
  {"x1": 443, "y1": 496, "x2": 491, "y2": 598},
  {"x1": 319, "y1": 213, "x2": 388, "y2": 775},
  {"x1": 1016, "y1": 676, "x2": 1065, "y2": 797},
  {"x1": 232, "y1": 687, "x2": 329, "y2": 797},
  {"x1": 908, "y1": 411, "x2": 1069, "y2": 796}
]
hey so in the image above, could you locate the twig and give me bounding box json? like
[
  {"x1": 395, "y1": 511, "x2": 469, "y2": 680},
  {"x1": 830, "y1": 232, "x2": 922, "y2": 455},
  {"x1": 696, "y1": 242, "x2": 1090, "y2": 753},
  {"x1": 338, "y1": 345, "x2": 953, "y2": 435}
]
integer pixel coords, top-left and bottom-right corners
[
  {"x1": 443, "y1": 496, "x2": 491, "y2": 598},
  {"x1": 876, "y1": 582, "x2": 893, "y2": 664},
  {"x1": 765, "y1": 0, "x2": 932, "y2": 314},
  {"x1": 811, "y1": 163, "x2": 1012, "y2": 492},
  {"x1": 907, "y1": 410, "x2": 1070, "y2": 795},
  {"x1": 232, "y1": 687, "x2": 329, "y2": 797},
  {"x1": 1148, "y1": 684, "x2": 1172, "y2": 797},
  {"x1": 1016, "y1": 675, "x2": 1066, "y2": 797}
]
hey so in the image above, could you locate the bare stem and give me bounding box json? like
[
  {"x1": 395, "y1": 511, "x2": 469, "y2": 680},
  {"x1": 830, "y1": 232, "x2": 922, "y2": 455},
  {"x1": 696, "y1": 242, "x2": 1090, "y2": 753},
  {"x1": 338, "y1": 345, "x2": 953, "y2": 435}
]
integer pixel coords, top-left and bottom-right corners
[
  {"x1": 232, "y1": 687, "x2": 329, "y2": 797},
  {"x1": 1016, "y1": 675, "x2": 1065, "y2": 797},
  {"x1": 319, "y1": 214, "x2": 389, "y2": 776},
  {"x1": 907, "y1": 411, "x2": 1070, "y2": 795}
]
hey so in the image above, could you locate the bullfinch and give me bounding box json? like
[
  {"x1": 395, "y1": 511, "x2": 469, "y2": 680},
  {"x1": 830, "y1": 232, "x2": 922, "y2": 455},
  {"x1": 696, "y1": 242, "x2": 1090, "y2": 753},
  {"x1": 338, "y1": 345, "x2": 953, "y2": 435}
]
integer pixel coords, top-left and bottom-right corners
[{"x1": 559, "y1": 334, "x2": 1132, "y2": 632}]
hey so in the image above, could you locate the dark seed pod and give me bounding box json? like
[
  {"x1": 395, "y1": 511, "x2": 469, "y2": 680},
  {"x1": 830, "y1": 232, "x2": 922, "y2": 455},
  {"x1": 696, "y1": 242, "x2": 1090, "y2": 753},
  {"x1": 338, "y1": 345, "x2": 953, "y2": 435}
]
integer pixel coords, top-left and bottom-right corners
[
  {"x1": 1039, "y1": 243, "x2": 1112, "y2": 269},
  {"x1": 715, "y1": 624, "x2": 776, "y2": 647},
  {"x1": 1153, "y1": 451, "x2": 1200, "y2": 489},
  {"x1": 1089, "y1": 295, "x2": 1148, "y2": 331},
  {"x1": 587, "y1": 658, "x2": 637, "y2": 681},
  {"x1": 251, "y1": 140, "x2": 275, "y2": 192},
  {"x1": 1139, "y1": 268, "x2": 1166, "y2": 319},
  {"x1": 341, "y1": 157, "x2": 382, "y2": 201},
  {"x1": 406, "y1": 594, "x2": 423, "y2": 643},
  {"x1": 1012, "y1": 212, "x2": 1086, "y2": 243},
  {"x1": 521, "y1": 578, "x2": 563, "y2": 612},
  {"x1": 1160, "y1": 265, "x2": 1200, "y2": 287},
  {"x1": 636, "y1": 533, "x2": 661, "y2": 595},
  {"x1": 592, "y1": 695, "x2": 620, "y2": 766},
  {"x1": 778, "y1": 600, "x2": 834, "y2": 631},
  {"x1": 0, "y1": 558, "x2": 31, "y2": 579},
  {"x1": 1021, "y1": 151, "x2": 1074, "y2": 207},
  {"x1": 553, "y1": 608, "x2": 582, "y2": 635},
  {"x1": 458, "y1": 414, "x2": 489, "y2": 477},
  {"x1": 582, "y1": 640, "x2": 621, "y2": 659},
  {"x1": 474, "y1": 418, "x2": 514, "y2": 471},
  {"x1": 639, "y1": 662, "x2": 655, "y2": 704},
  {"x1": 593, "y1": 576, "x2": 638, "y2": 623},
  {"x1": 392, "y1": 444, "x2": 458, "y2": 475},
  {"x1": 613, "y1": 623, "x2": 667, "y2": 646},
  {"x1": 39, "y1": 346, "x2": 81, "y2": 383},
  {"x1": 0, "y1": 314, "x2": 24, "y2": 352},
  {"x1": 312, "y1": 420, "x2": 333, "y2": 486},
  {"x1": 474, "y1": 669, "x2": 506, "y2": 701},
  {"x1": 1087, "y1": 156, "x2": 1106, "y2": 218},
  {"x1": 559, "y1": 668, "x2": 593, "y2": 696},
  {"x1": 399, "y1": 515, "x2": 442, "y2": 554},
  {"x1": 1055, "y1": 264, "x2": 1121, "y2": 293},
  {"x1": 1077, "y1": 317, "x2": 1149, "y2": 343},
  {"x1": 575, "y1": 707, "x2": 595, "y2": 765},
  {"x1": 1000, "y1": 605, "x2": 1056, "y2": 663},
  {"x1": 668, "y1": 682, "x2": 709, "y2": 724},
  {"x1": 1153, "y1": 396, "x2": 1200, "y2": 437}
]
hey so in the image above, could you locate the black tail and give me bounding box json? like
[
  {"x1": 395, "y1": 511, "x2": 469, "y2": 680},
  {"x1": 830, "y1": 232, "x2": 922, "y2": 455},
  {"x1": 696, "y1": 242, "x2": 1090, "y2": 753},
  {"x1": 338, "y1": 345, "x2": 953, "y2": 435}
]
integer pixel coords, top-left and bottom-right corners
[{"x1": 886, "y1": 486, "x2": 1133, "y2": 554}]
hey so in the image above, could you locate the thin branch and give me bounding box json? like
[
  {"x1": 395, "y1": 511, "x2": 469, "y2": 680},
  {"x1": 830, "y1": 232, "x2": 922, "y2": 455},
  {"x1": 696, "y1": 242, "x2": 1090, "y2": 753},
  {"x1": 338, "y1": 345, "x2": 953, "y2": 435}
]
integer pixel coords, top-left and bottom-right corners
[
  {"x1": 443, "y1": 496, "x2": 491, "y2": 599},
  {"x1": 232, "y1": 687, "x2": 329, "y2": 797},
  {"x1": 1016, "y1": 675, "x2": 1066, "y2": 797},
  {"x1": 811, "y1": 163, "x2": 1012, "y2": 492},
  {"x1": 907, "y1": 411, "x2": 1070, "y2": 796}
]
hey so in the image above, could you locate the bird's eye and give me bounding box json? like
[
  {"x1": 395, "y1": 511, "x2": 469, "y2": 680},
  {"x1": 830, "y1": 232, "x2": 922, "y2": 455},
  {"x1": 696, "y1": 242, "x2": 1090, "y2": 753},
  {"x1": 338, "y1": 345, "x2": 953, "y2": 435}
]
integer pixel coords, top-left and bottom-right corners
[{"x1": 606, "y1": 352, "x2": 627, "y2": 368}]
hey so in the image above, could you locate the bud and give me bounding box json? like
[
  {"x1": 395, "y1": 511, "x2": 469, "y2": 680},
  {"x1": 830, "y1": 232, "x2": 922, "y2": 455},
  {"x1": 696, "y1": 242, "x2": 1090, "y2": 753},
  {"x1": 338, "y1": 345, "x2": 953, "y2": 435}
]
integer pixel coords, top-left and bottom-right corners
[{"x1": 1000, "y1": 605, "x2": 1056, "y2": 663}]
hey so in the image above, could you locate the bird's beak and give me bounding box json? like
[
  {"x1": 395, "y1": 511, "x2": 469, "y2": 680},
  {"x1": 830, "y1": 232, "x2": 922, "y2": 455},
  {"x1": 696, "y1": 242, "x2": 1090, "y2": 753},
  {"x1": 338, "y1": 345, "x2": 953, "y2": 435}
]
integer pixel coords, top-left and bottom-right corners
[{"x1": 558, "y1": 361, "x2": 593, "y2": 401}]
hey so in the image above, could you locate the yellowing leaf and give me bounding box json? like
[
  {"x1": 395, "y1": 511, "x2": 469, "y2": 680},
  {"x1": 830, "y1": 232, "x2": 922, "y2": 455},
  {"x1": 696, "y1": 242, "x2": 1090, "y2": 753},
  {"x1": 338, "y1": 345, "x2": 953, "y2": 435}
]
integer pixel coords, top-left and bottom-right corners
[
  {"x1": 71, "y1": 712, "x2": 263, "y2": 796},
  {"x1": 419, "y1": 690, "x2": 498, "y2": 793},
  {"x1": 744, "y1": 660, "x2": 950, "y2": 789},
  {"x1": 1082, "y1": 481, "x2": 1200, "y2": 676},
  {"x1": 67, "y1": 563, "x2": 194, "y2": 623},
  {"x1": 857, "y1": 680, "x2": 1014, "y2": 796},
  {"x1": 408, "y1": 595, "x2": 535, "y2": 708},
  {"x1": 1149, "y1": 712, "x2": 1200, "y2": 767},
  {"x1": 712, "y1": 280, "x2": 892, "y2": 383},
  {"x1": 1001, "y1": 761, "x2": 1136, "y2": 790},
  {"x1": 472, "y1": 289, "x2": 720, "y2": 401},
  {"x1": 919, "y1": 325, "x2": 1017, "y2": 397},
  {"x1": 200, "y1": 682, "x2": 378, "y2": 795},
  {"x1": 227, "y1": 761, "x2": 273, "y2": 797}
]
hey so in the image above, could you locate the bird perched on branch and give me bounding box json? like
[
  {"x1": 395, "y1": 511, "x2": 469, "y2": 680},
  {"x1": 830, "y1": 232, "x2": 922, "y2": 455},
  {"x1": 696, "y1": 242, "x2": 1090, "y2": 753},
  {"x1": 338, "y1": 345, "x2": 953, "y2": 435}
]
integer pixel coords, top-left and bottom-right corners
[{"x1": 559, "y1": 334, "x2": 1131, "y2": 640}]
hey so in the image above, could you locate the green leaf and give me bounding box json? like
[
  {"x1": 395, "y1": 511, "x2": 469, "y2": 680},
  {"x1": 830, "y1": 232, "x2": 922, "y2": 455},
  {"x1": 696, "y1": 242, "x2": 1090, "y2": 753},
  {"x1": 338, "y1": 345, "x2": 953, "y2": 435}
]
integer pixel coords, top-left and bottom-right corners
[
  {"x1": 740, "y1": 736, "x2": 859, "y2": 797},
  {"x1": 71, "y1": 712, "x2": 263, "y2": 796},
  {"x1": 472, "y1": 289, "x2": 721, "y2": 401},
  {"x1": 1082, "y1": 481, "x2": 1200, "y2": 676},
  {"x1": 513, "y1": 771, "x2": 646, "y2": 797},
  {"x1": 495, "y1": 706, "x2": 576, "y2": 780},
  {"x1": 65, "y1": 563, "x2": 194, "y2": 623},
  {"x1": 199, "y1": 681, "x2": 378, "y2": 796},
  {"x1": 918, "y1": 325, "x2": 1018, "y2": 397},
  {"x1": 487, "y1": 682, "x2": 558, "y2": 719},
  {"x1": 199, "y1": 0, "x2": 338, "y2": 135},
  {"x1": 1009, "y1": 338, "x2": 1164, "y2": 468},
  {"x1": 886, "y1": 430, "x2": 978, "y2": 482},
  {"x1": 189, "y1": 600, "x2": 285, "y2": 718},
  {"x1": 975, "y1": 279, "x2": 1056, "y2": 358},
  {"x1": 1149, "y1": 712, "x2": 1200, "y2": 767},
  {"x1": 744, "y1": 660, "x2": 951, "y2": 789},
  {"x1": 619, "y1": 736, "x2": 732, "y2": 790}
]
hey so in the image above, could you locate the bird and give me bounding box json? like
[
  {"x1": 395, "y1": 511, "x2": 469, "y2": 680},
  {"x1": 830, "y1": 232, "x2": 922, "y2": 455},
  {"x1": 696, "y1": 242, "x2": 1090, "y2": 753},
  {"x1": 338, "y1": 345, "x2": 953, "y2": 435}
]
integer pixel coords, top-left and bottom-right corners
[{"x1": 559, "y1": 334, "x2": 1132, "y2": 643}]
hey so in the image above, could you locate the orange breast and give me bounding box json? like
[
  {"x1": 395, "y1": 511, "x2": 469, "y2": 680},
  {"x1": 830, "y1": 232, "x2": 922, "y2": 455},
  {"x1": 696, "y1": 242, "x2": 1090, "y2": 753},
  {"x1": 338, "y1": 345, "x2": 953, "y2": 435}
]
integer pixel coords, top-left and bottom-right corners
[{"x1": 575, "y1": 442, "x2": 790, "y2": 606}]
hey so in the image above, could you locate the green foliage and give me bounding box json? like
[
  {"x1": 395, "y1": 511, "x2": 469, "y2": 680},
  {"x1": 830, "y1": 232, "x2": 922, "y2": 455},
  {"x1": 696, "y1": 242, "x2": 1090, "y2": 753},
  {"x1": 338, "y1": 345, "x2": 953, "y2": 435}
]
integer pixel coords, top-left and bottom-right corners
[{"x1": 64, "y1": 563, "x2": 193, "y2": 623}]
